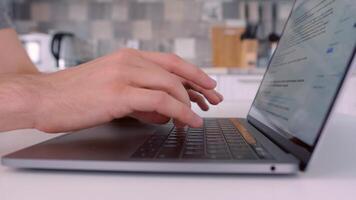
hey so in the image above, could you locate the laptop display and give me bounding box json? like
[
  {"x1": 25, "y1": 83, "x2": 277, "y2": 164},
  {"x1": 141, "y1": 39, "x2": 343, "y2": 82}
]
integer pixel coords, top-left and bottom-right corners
[{"x1": 249, "y1": 0, "x2": 356, "y2": 147}]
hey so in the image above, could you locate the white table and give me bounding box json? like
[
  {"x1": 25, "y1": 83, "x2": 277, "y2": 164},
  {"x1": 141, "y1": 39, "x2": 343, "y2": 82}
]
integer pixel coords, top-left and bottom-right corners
[{"x1": 1, "y1": 102, "x2": 356, "y2": 200}]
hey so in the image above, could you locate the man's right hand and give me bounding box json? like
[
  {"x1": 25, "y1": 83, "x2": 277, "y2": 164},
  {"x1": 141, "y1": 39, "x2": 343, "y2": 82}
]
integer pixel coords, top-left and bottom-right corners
[{"x1": 0, "y1": 49, "x2": 223, "y2": 133}]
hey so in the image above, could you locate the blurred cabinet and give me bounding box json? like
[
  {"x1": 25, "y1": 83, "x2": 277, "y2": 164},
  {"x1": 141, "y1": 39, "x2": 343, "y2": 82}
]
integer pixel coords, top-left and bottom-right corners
[
  {"x1": 211, "y1": 26, "x2": 245, "y2": 68},
  {"x1": 213, "y1": 74, "x2": 263, "y2": 102}
]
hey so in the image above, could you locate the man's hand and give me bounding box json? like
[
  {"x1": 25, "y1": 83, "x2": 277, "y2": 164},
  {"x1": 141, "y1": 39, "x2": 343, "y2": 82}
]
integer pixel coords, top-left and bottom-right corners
[{"x1": 0, "y1": 49, "x2": 223, "y2": 133}]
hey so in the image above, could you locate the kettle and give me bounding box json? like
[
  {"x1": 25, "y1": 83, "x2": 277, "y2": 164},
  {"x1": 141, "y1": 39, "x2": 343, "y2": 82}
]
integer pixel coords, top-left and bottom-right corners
[
  {"x1": 51, "y1": 32, "x2": 78, "y2": 70},
  {"x1": 21, "y1": 31, "x2": 93, "y2": 72}
]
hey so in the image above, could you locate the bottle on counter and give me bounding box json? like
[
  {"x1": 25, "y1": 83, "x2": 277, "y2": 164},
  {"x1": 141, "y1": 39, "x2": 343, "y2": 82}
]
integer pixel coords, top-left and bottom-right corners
[
  {"x1": 268, "y1": 2, "x2": 281, "y2": 58},
  {"x1": 256, "y1": 1, "x2": 270, "y2": 68},
  {"x1": 239, "y1": 3, "x2": 259, "y2": 68}
]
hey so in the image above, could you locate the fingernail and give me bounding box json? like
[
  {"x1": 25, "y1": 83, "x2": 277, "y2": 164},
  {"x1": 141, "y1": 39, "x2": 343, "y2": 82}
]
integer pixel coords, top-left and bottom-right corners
[
  {"x1": 214, "y1": 91, "x2": 223, "y2": 101},
  {"x1": 204, "y1": 106, "x2": 210, "y2": 111},
  {"x1": 218, "y1": 93, "x2": 224, "y2": 101},
  {"x1": 214, "y1": 96, "x2": 221, "y2": 104},
  {"x1": 209, "y1": 78, "x2": 217, "y2": 87}
]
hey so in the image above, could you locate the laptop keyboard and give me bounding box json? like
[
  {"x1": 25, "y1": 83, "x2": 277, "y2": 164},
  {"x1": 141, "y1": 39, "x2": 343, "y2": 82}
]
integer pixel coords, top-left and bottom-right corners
[{"x1": 131, "y1": 119, "x2": 273, "y2": 160}]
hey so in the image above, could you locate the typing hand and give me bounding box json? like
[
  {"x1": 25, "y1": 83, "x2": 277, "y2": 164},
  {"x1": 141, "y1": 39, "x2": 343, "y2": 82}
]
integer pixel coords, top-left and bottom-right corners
[{"x1": 1, "y1": 49, "x2": 223, "y2": 133}]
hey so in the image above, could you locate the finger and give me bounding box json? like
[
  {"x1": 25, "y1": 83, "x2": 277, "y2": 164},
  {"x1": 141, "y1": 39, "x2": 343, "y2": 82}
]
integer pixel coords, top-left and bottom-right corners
[
  {"x1": 125, "y1": 65, "x2": 191, "y2": 107},
  {"x1": 169, "y1": 74, "x2": 223, "y2": 103},
  {"x1": 126, "y1": 87, "x2": 203, "y2": 127},
  {"x1": 183, "y1": 78, "x2": 224, "y2": 102},
  {"x1": 184, "y1": 80, "x2": 223, "y2": 105},
  {"x1": 131, "y1": 111, "x2": 185, "y2": 128},
  {"x1": 121, "y1": 49, "x2": 222, "y2": 105},
  {"x1": 188, "y1": 90, "x2": 209, "y2": 111},
  {"x1": 137, "y1": 51, "x2": 217, "y2": 90},
  {"x1": 211, "y1": 88, "x2": 224, "y2": 101},
  {"x1": 130, "y1": 112, "x2": 170, "y2": 124},
  {"x1": 173, "y1": 120, "x2": 187, "y2": 128}
]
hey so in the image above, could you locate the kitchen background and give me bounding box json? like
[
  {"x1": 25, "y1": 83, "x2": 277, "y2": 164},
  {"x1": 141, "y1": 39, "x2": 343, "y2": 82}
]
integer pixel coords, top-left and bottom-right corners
[
  {"x1": 2, "y1": 0, "x2": 356, "y2": 116},
  {"x1": 5, "y1": 0, "x2": 294, "y2": 68}
]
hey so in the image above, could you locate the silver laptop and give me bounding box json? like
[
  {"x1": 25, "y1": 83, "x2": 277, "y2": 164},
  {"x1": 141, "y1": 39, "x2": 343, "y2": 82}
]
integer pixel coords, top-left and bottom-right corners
[{"x1": 2, "y1": 0, "x2": 356, "y2": 174}]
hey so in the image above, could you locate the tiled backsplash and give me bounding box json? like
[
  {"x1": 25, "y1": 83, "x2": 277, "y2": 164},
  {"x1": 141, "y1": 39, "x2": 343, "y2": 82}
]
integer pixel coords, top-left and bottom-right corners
[{"x1": 8, "y1": 0, "x2": 294, "y2": 67}]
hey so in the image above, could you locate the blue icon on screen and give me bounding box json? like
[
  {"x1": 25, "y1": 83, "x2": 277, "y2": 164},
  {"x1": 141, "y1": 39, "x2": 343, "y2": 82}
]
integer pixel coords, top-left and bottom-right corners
[{"x1": 327, "y1": 48, "x2": 334, "y2": 54}]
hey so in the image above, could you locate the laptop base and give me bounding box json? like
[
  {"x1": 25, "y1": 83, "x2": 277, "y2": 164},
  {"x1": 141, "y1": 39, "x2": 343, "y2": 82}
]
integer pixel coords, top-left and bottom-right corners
[{"x1": 2, "y1": 118, "x2": 299, "y2": 175}]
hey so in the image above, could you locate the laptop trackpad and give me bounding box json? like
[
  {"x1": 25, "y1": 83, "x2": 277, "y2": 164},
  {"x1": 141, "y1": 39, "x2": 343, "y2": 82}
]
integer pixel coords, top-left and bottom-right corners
[{"x1": 8, "y1": 118, "x2": 158, "y2": 161}]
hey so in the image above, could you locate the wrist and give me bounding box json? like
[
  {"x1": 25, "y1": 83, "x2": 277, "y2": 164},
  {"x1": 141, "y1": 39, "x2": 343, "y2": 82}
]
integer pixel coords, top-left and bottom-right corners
[{"x1": 0, "y1": 74, "x2": 42, "y2": 131}]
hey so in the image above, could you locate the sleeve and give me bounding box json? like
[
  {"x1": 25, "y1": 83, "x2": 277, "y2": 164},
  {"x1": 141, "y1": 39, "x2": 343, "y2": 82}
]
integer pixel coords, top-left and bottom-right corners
[{"x1": 0, "y1": 2, "x2": 12, "y2": 29}]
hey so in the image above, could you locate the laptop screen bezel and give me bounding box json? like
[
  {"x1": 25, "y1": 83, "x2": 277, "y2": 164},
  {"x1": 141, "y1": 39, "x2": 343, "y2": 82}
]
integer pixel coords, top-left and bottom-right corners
[{"x1": 246, "y1": 0, "x2": 356, "y2": 169}]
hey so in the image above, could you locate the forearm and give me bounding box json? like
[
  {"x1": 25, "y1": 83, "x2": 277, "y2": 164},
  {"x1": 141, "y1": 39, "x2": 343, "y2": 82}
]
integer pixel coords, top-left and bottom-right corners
[
  {"x1": 0, "y1": 28, "x2": 39, "y2": 75},
  {"x1": 0, "y1": 74, "x2": 38, "y2": 132}
]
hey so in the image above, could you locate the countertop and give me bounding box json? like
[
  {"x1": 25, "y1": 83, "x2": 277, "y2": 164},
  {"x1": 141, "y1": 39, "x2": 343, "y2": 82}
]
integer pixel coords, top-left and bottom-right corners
[{"x1": 1, "y1": 102, "x2": 356, "y2": 200}]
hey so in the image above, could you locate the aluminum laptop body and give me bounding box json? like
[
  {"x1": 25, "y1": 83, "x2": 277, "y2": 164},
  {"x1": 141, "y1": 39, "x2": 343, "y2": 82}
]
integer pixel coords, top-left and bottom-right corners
[{"x1": 2, "y1": 0, "x2": 356, "y2": 174}]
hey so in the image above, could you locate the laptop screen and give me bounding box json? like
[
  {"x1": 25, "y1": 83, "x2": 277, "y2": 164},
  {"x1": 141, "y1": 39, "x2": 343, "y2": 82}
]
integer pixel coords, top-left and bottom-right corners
[{"x1": 249, "y1": 0, "x2": 356, "y2": 147}]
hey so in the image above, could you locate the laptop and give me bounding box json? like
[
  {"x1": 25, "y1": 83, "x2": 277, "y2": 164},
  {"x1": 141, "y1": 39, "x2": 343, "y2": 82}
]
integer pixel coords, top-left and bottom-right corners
[{"x1": 2, "y1": 0, "x2": 356, "y2": 174}]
